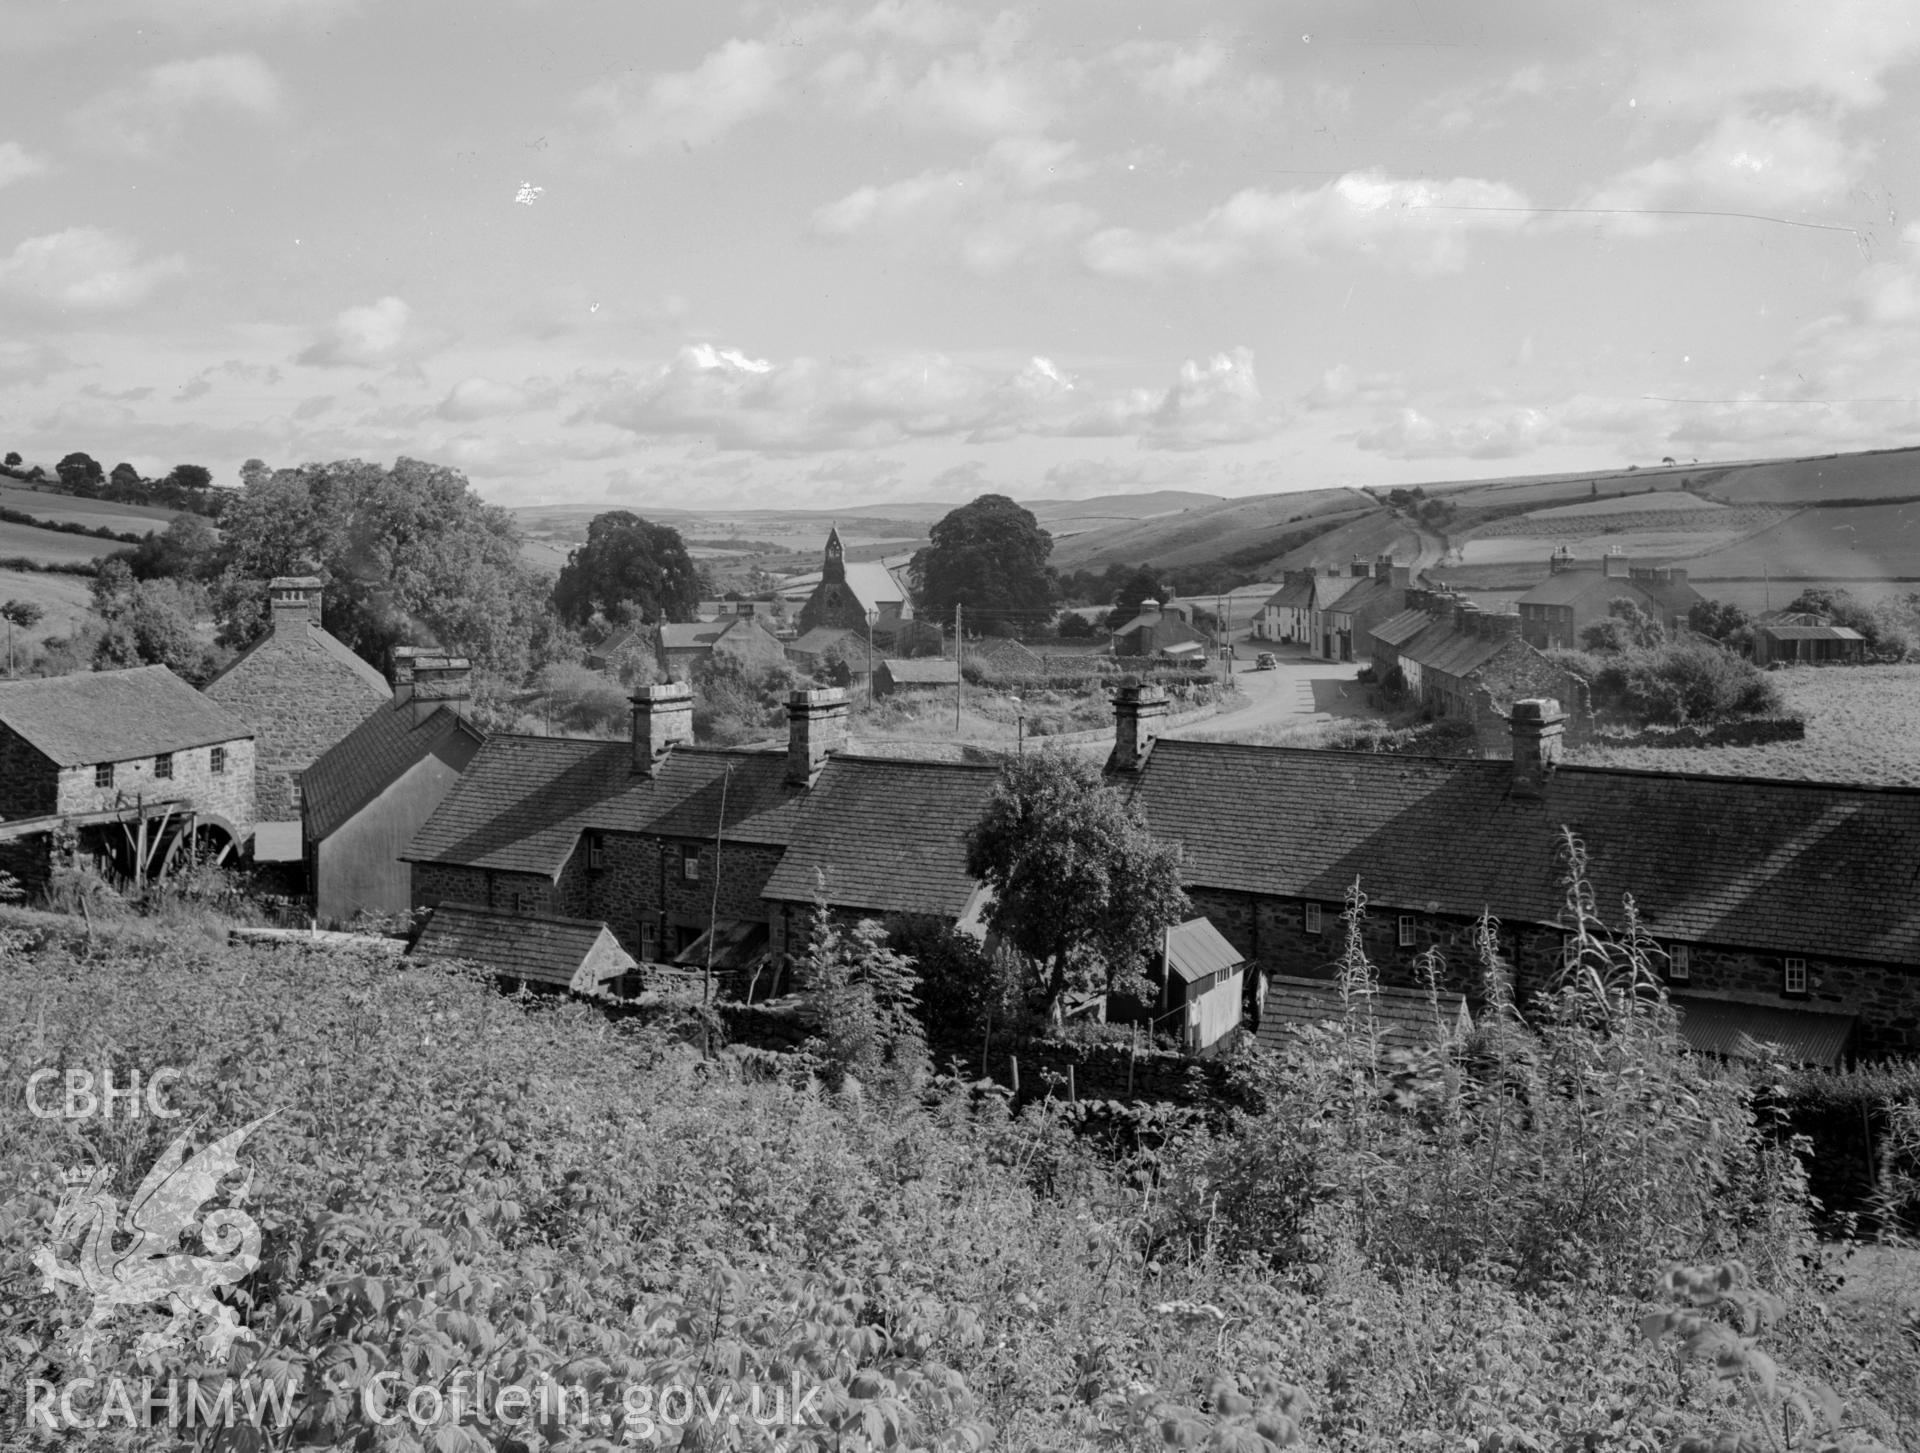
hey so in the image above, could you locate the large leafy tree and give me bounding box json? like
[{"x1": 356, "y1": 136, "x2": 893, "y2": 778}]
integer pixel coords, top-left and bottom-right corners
[
  {"x1": 965, "y1": 749, "x2": 1191, "y2": 1020},
  {"x1": 910, "y1": 494, "x2": 1055, "y2": 635},
  {"x1": 213, "y1": 457, "x2": 542, "y2": 675},
  {"x1": 551, "y1": 511, "x2": 700, "y2": 627},
  {"x1": 55, "y1": 452, "x2": 103, "y2": 496}
]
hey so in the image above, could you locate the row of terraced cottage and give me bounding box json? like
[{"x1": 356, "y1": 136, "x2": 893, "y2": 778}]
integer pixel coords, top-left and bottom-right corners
[
  {"x1": 1, "y1": 575, "x2": 1916, "y2": 1067},
  {"x1": 306, "y1": 641, "x2": 1915, "y2": 1067}
]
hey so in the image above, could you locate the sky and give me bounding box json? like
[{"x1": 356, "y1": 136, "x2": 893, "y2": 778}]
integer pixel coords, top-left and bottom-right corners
[{"x1": 4, "y1": 0, "x2": 1920, "y2": 511}]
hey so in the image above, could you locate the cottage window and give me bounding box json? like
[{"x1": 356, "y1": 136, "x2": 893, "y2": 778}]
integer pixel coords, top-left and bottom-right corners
[
  {"x1": 1397, "y1": 914, "x2": 1416, "y2": 947},
  {"x1": 95, "y1": 762, "x2": 114, "y2": 788},
  {"x1": 288, "y1": 779, "x2": 301, "y2": 807},
  {"x1": 154, "y1": 752, "x2": 174, "y2": 781},
  {"x1": 210, "y1": 745, "x2": 226, "y2": 776},
  {"x1": 1304, "y1": 902, "x2": 1323, "y2": 935},
  {"x1": 681, "y1": 846, "x2": 701, "y2": 882},
  {"x1": 1667, "y1": 944, "x2": 1690, "y2": 982},
  {"x1": 587, "y1": 834, "x2": 605, "y2": 871},
  {"x1": 1783, "y1": 957, "x2": 1807, "y2": 996}
]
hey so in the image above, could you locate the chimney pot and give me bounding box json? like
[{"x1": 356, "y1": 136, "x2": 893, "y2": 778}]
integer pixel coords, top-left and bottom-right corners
[
  {"x1": 632, "y1": 682, "x2": 694, "y2": 772},
  {"x1": 787, "y1": 687, "x2": 850, "y2": 785},
  {"x1": 1107, "y1": 681, "x2": 1170, "y2": 773},
  {"x1": 1509, "y1": 697, "x2": 1567, "y2": 797}
]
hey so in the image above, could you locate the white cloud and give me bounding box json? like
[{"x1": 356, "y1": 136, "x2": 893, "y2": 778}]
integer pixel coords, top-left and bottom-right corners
[
  {"x1": 1082, "y1": 171, "x2": 1534, "y2": 278},
  {"x1": 0, "y1": 227, "x2": 185, "y2": 311},
  {"x1": 1580, "y1": 110, "x2": 1870, "y2": 229},
  {"x1": 577, "y1": 38, "x2": 791, "y2": 152},
  {"x1": 295, "y1": 296, "x2": 413, "y2": 368},
  {"x1": 812, "y1": 137, "x2": 1096, "y2": 272},
  {"x1": 1108, "y1": 38, "x2": 1282, "y2": 121},
  {"x1": 1626, "y1": 1, "x2": 1920, "y2": 115},
  {"x1": 82, "y1": 53, "x2": 284, "y2": 157},
  {"x1": 1354, "y1": 405, "x2": 1561, "y2": 461},
  {"x1": 0, "y1": 142, "x2": 50, "y2": 189},
  {"x1": 1304, "y1": 364, "x2": 1407, "y2": 411},
  {"x1": 576, "y1": 342, "x2": 1280, "y2": 453}
]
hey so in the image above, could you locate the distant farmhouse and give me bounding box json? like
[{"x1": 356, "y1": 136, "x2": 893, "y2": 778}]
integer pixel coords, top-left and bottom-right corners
[
  {"x1": 654, "y1": 615, "x2": 785, "y2": 683},
  {"x1": 1516, "y1": 548, "x2": 1703, "y2": 650},
  {"x1": 203, "y1": 576, "x2": 389, "y2": 861},
  {"x1": 0, "y1": 666, "x2": 255, "y2": 889},
  {"x1": 1110, "y1": 598, "x2": 1206, "y2": 661}
]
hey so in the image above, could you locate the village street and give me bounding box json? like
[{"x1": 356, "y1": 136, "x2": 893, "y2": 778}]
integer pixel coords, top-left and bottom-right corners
[{"x1": 1160, "y1": 641, "x2": 1371, "y2": 742}]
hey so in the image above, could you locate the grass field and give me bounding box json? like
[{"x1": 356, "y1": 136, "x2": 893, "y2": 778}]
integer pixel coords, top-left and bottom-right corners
[
  {"x1": 0, "y1": 521, "x2": 121, "y2": 564},
  {"x1": 1528, "y1": 491, "x2": 1726, "y2": 520},
  {"x1": 1684, "y1": 501, "x2": 1920, "y2": 584},
  {"x1": 1698, "y1": 445, "x2": 1920, "y2": 505},
  {"x1": 1569, "y1": 664, "x2": 1920, "y2": 785},
  {"x1": 0, "y1": 484, "x2": 178, "y2": 534},
  {"x1": 1048, "y1": 487, "x2": 1370, "y2": 570},
  {"x1": 0, "y1": 568, "x2": 93, "y2": 669}
]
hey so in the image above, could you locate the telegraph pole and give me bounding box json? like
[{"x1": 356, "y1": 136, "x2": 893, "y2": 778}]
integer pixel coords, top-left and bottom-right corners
[{"x1": 954, "y1": 602, "x2": 963, "y2": 733}]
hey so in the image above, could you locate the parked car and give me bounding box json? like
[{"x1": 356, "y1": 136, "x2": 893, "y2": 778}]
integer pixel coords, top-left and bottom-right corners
[{"x1": 1255, "y1": 652, "x2": 1278, "y2": 670}]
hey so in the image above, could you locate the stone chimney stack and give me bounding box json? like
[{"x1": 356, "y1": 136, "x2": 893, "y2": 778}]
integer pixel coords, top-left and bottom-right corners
[
  {"x1": 1349, "y1": 555, "x2": 1369, "y2": 578},
  {"x1": 1390, "y1": 564, "x2": 1412, "y2": 590},
  {"x1": 1603, "y1": 548, "x2": 1630, "y2": 578},
  {"x1": 632, "y1": 682, "x2": 694, "y2": 774},
  {"x1": 1549, "y1": 546, "x2": 1574, "y2": 575},
  {"x1": 1509, "y1": 698, "x2": 1566, "y2": 798},
  {"x1": 408, "y1": 653, "x2": 473, "y2": 727},
  {"x1": 787, "y1": 687, "x2": 850, "y2": 785},
  {"x1": 391, "y1": 645, "x2": 420, "y2": 705},
  {"x1": 1107, "y1": 680, "x2": 1170, "y2": 774},
  {"x1": 1487, "y1": 611, "x2": 1521, "y2": 642},
  {"x1": 268, "y1": 575, "x2": 321, "y2": 633}
]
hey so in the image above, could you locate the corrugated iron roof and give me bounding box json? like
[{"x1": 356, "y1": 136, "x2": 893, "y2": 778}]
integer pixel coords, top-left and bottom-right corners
[
  {"x1": 1671, "y1": 994, "x2": 1856, "y2": 1068},
  {"x1": 1164, "y1": 917, "x2": 1244, "y2": 983},
  {"x1": 1761, "y1": 626, "x2": 1866, "y2": 642},
  {"x1": 0, "y1": 666, "x2": 254, "y2": 766}
]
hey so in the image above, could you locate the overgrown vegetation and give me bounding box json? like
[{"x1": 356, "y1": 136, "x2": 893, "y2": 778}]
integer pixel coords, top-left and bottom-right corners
[
  {"x1": 1, "y1": 858, "x2": 1913, "y2": 1449},
  {"x1": 1547, "y1": 637, "x2": 1786, "y2": 726}
]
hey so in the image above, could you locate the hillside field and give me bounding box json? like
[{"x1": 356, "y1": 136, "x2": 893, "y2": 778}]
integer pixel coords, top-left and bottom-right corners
[
  {"x1": 1695, "y1": 445, "x2": 1920, "y2": 505},
  {"x1": 0, "y1": 568, "x2": 93, "y2": 660},
  {"x1": 1684, "y1": 501, "x2": 1920, "y2": 585},
  {"x1": 0, "y1": 521, "x2": 120, "y2": 564},
  {"x1": 1049, "y1": 487, "x2": 1371, "y2": 570},
  {"x1": 1569, "y1": 663, "x2": 1920, "y2": 785},
  {"x1": 0, "y1": 484, "x2": 178, "y2": 535}
]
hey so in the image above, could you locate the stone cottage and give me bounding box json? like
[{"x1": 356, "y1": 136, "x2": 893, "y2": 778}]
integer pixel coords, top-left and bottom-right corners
[
  {"x1": 202, "y1": 576, "x2": 389, "y2": 857},
  {"x1": 1107, "y1": 682, "x2": 1920, "y2": 1062}
]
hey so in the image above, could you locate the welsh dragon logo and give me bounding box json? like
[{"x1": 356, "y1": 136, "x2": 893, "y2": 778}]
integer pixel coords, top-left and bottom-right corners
[{"x1": 33, "y1": 1115, "x2": 273, "y2": 1363}]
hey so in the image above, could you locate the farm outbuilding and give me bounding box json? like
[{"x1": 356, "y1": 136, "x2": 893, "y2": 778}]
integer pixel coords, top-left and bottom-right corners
[
  {"x1": 1159, "y1": 917, "x2": 1248, "y2": 1056},
  {"x1": 1752, "y1": 624, "x2": 1866, "y2": 667},
  {"x1": 874, "y1": 657, "x2": 959, "y2": 697}
]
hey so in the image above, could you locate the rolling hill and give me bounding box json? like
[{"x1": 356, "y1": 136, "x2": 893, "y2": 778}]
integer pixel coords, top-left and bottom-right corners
[{"x1": 1047, "y1": 488, "x2": 1373, "y2": 571}]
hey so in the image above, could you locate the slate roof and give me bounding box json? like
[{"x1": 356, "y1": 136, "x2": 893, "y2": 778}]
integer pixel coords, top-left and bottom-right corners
[
  {"x1": 1518, "y1": 570, "x2": 1649, "y2": 609},
  {"x1": 1370, "y1": 608, "x2": 1432, "y2": 650},
  {"x1": 1263, "y1": 577, "x2": 1316, "y2": 612},
  {"x1": 204, "y1": 613, "x2": 390, "y2": 698},
  {"x1": 1313, "y1": 573, "x2": 1366, "y2": 608},
  {"x1": 411, "y1": 903, "x2": 634, "y2": 989},
  {"x1": 1164, "y1": 917, "x2": 1245, "y2": 984},
  {"x1": 660, "y1": 622, "x2": 728, "y2": 650},
  {"x1": 0, "y1": 666, "x2": 254, "y2": 766},
  {"x1": 1672, "y1": 994, "x2": 1856, "y2": 1069},
  {"x1": 1258, "y1": 974, "x2": 1469, "y2": 1056},
  {"x1": 403, "y1": 736, "x2": 802, "y2": 877},
  {"x1": 1119, "y1": 738, "x2": 1920, "y2": 968},
  {"x1": 1399, "y1": 621, "x2": 1511, "y2": 680},
  {"x1": 762, "y1": 754, "x2": 1001, "y2": 917},
  {"x1": 1326, "y1": 577, "x2": 1398, "y2": 620},
  {"x1": 883, "y1": 657, "x2": 958, "y2": 685},
  {"x1": 302, "y1": 700, "x2": 484, "y2": 841},
  {"x1": 788, "y1": 626, "x2": 857, "y2": 658}
]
